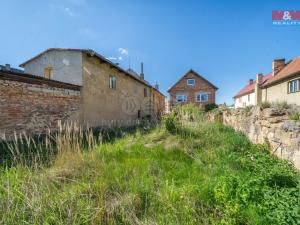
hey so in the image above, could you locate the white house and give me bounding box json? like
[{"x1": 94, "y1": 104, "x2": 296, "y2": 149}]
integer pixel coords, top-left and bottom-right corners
[
  {"x1": 234, "y1": 57, "x2": 300, "y2": 108},
  {"x1": 233, "y1": 73, "x2": 271, "y2": 108}
]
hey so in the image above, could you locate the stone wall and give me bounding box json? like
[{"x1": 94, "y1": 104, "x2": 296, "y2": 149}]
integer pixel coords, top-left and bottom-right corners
[
  {"x1": 221, "y1": 106, "x2": 300, "y2": 169},
  {"x1": 0, "y1": 74, "x2": 81, "y2": 139}
]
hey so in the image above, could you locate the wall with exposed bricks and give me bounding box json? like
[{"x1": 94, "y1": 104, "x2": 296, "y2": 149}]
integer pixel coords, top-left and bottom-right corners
[
  {"x1": 0, "y1": 77, "x2": 81, "y2": 139},
  {"x1": 168, "y1": 70, "x2": 217, "y2": 109}
]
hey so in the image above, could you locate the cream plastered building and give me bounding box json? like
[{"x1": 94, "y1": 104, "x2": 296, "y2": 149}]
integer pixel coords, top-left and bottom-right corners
[
  {"x1": 234, "y1": 57, "x2": 300, "y2": 108},
  {"x1": 262, "y1": 57, "x2": 300, "y2": 105}
]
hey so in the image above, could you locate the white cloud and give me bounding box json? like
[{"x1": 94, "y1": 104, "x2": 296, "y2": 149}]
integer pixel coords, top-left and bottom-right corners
[
  {"x1": 118, "y1": 48, "x2": 129, "y2": 56},
  {"x1": 118, "y1": 56, "x2": 123, "y2": 60},
  {"x1": 64, "y1": 7, "x2": 74, "y2": 16}
]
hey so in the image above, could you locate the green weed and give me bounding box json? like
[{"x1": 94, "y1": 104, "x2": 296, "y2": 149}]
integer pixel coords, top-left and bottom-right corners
[{"x1": 1, "y1": 105, "x2": 300, "y2": 224}]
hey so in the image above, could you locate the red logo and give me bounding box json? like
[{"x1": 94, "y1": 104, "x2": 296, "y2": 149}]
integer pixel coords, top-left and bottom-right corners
[{"x1": 272, "y1": 10, "x2": 300, "y2": 20}]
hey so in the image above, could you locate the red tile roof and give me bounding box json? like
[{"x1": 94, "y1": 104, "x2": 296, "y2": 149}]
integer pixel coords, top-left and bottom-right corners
[
  {"x1": 263, "y1": 56, "x2": 300, "y2": 87},
  {"x1": 233, "y1": 73, "x2": 272, "y2": 98}
]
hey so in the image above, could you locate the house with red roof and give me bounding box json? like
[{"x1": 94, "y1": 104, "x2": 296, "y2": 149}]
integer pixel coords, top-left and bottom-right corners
[
  {"x1": 168, "y1": 69, "x2": 218, "y2": 110},
  {"x1": 262, "y1": 57, "x2": 300, "y2": 104},
  {"x1": 234, "y1": 73, "x2": 271, "y2": 108},
  {"x1": 234, "y1": 57, "x2": 300, "y2": 108}
]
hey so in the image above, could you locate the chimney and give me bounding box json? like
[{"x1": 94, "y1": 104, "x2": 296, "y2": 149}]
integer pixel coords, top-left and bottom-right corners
[
  {"x1": 248, "y1": 79, "x2": 254, "y2": 85},
  {"x1": 256, "y1": 73, "x2": 263, "y2": 84},
  {"x1": 255, "y1": 73, "x2": 263, "y2": 105},
  {"x1": 140, "y1": 62, "x2": 144, "y2": 80},
  {"x1": 155, "y1": 82, "x2": 159, "y2": 90},
  {"x1": 5, "y1": 64, "x2": 11, "y2": 71},
  {"x1": 272, "y1": 58, "x2": 285, "y2": 76}
]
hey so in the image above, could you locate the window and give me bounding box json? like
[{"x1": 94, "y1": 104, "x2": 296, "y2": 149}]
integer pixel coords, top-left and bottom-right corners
[
  {"x1": 288, "y1": 79, "x2": 300, "y2": 93},
  {"x1": 248, "y1": 94, "x2": 250, "y2": 102},
  {"x1": 196, "y1": 92, "x2": 209, "y2": 102},
  {"x1": 109, "y1": 75, "x2": 117, "y2": 89},
  {"x1": 239, "y1": 97, "x2": 242, "y2": 103},
  {"x1": 44, "y1": 67, "x2": 52, "y2": 79},
  {"x1": 176, "y1": 95, "x2": 187, "y2": 103},
  {"x1": 144, "y1": 88, "x2": 148, "y2": 97},
  {"x1": 187, "y1": 79, "x2": 195, "y2": 86}
]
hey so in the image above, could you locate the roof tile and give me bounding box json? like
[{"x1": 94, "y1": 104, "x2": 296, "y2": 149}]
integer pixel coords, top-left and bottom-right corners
[{"x1": 264, "y1": 57, "x2": 300, "y2": 86}]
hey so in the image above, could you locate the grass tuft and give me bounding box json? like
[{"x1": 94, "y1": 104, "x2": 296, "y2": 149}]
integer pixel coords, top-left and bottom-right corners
[{"x1": 1, "y1": 106, "x2": 300, "y2": 224}]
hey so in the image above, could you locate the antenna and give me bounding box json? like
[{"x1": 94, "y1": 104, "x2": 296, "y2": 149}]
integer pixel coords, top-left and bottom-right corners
[
  {"x1": 140, "y1": 62, "x2": 144, "y2": 80},
  {"x1": 128, "y1": 57, "x2": 131, "y2": 69},
  {"x1": 155, "y1": 81, "x2": 159, "y2": 90}
]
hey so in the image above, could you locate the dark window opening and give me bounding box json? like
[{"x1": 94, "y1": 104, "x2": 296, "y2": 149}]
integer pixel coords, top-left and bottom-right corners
[{"x1": 109, "y1": 75, "x2": 117, "y2": 89}]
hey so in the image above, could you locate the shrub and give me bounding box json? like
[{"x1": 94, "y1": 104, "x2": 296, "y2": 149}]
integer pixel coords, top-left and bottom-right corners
[
  {"x1": 244, "y1": 105, "x2": 253, "y2": 115},
  {"x1": 272, "y1": 101, "x2": 290, "y2": 110},
  {"x1": 267, "y1": 173, "x2": 298, "y2": 188},
  {"x1": 261, "y1": 101, "x2": 271, "y2": 109},
  {"x1": 163, "y1": 114, "x2": 177, "y2": 133},
  {"x1": 204, "y1": 103, "x2": 218, "y2": 112},
  {"x1": 172, "y1": 104, "x2": 204, "y2": 123},
  {"x1": 289, "y1": 112, "x2": 300, "y2": 120}
]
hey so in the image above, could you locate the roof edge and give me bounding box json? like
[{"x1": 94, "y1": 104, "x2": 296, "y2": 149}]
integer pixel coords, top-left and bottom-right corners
[
  {"x1": 19, "y1": 48, "x2": 165, "y2": 97},
  {"x1": 263, "y1": 70, "x2": 300, "y2": 88},
  {"x1": 168, "y1": 69, "x2": 218, "y2": 92},
  {"x1": 0, "y1": 70, "x2": 82, "y2": 91},
  {"x1": 19, "y1": 48, "x2": 87, "y2": 67},
  {"x1": 233, "y1": 90, "x2": 255, "y2": 99}
]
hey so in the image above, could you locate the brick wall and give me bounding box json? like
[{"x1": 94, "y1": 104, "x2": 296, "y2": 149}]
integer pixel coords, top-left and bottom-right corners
[
  {"x1": 0, "y1": 74, "x2": 81, "y2": 139},
  {"x1": 168, "y1": 70, "x2": 217, "y2": 109},
  {"x1": 152, "y1": 88, "x2": 165, "y2": 119}
]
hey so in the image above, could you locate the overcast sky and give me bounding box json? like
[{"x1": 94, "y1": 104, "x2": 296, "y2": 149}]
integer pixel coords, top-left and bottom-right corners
[{"x1": 1, "y1": 0, "x2": 300, "y2": 104}]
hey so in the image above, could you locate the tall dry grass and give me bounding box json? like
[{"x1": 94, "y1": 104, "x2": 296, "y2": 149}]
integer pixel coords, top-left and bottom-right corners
[{"x1": 0, "y1": 121, "x2": 103, "y2": 168}]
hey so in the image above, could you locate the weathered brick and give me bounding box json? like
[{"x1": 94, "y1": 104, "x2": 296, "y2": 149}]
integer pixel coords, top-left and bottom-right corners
[{"x1": 0, "y1": 79, "x2": 81, "y2": 139}]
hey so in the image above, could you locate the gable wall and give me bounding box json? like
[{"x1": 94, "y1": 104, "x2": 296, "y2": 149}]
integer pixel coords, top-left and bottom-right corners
[
  {"x1": 168, "y1": 71, "x2": 216, "y2": 108},
  {"x1": 23, "y1": 50, "x2": 83, "y2": 85}
]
